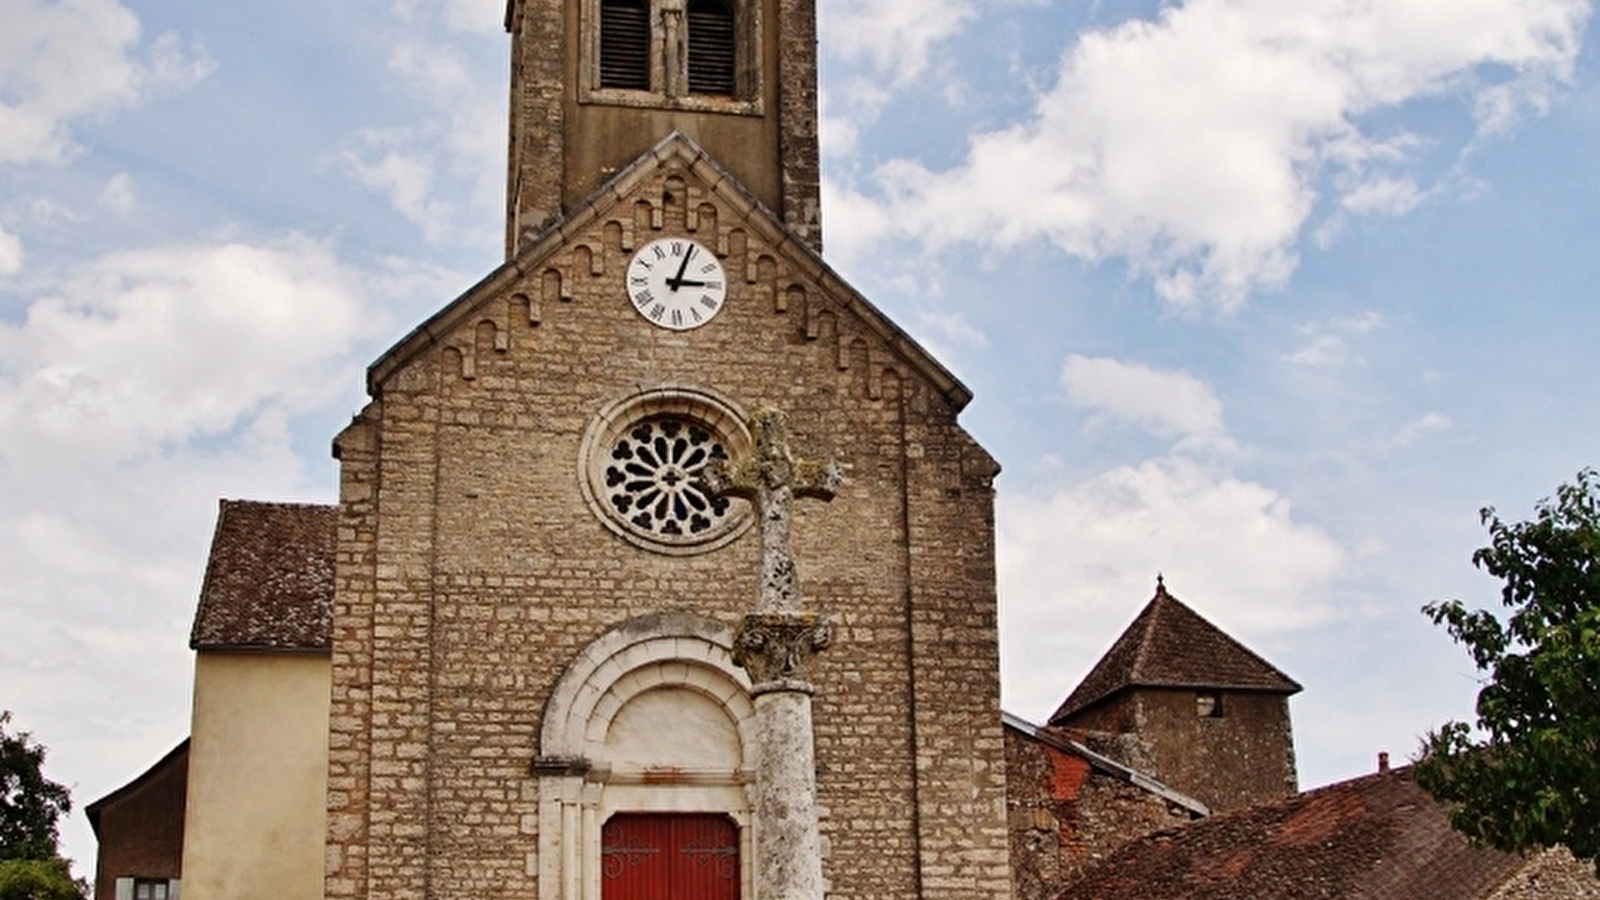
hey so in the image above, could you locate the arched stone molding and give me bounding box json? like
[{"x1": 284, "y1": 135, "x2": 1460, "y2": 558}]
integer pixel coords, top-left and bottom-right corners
[{"x1": 535, "y1": 613, "x2": 756, "y2": 900}]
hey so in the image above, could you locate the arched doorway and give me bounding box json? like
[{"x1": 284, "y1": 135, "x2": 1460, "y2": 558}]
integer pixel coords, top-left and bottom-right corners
[{"x1": 535, "y1": 613, "x2": 756, "y2": 900}]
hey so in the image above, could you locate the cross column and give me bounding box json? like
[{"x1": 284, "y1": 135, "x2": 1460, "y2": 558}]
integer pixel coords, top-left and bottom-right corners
[{"x1": 701, "y1": 407, "x2": 840, "y2": 900}]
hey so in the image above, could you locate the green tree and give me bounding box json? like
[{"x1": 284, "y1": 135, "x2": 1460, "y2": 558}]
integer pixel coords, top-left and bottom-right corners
[
  {"x1": 0, "y1": 714, "x2": 84, "y2": 900},
  {"x1": 0, "y1": 713, "x2": 72, "y2": 862},
  {"x1": 1416, "y1": 469, "x2": 1600, "y2": 869},
  {"x1": 0, "y1": 859, "x2": 84, "y2": 900}
]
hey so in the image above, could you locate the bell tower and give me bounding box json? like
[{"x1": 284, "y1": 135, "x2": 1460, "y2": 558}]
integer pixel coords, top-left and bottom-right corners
[{"x1": 503, "y1": 0, "x2": 821, "y2": 257}]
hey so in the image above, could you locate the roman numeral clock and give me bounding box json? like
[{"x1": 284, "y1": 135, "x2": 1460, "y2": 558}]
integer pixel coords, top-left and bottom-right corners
[{"x1": 627, "y1": 237, "x2": 729, "y2": 330}]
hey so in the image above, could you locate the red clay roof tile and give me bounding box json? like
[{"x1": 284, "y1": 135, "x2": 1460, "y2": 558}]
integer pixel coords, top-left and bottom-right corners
[{"x1": 1058, "y1": 767, "x2": 1528, "y2": 900}]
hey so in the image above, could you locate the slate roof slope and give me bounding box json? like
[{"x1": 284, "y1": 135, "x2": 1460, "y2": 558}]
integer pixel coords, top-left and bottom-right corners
[
  {"x1": 1057, "y1": 767, "x2": 1531, "y2": 900},
  {"x1": 189, "y1": 500, "x2": 336, "y2": 651},
  {"x1": 1049, "y1": 580, "x2": 1301, "y2": 723}
]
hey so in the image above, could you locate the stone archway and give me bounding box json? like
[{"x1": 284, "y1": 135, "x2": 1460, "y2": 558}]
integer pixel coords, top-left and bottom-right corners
[{"x1": 535, "y1": 613, "x2": 755, "y2": 900}]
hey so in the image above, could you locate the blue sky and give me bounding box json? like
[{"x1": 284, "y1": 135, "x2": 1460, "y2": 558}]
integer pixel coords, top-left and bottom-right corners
[{"x1": 3, "y1": 0, "x2": 1598, "y2": 873}]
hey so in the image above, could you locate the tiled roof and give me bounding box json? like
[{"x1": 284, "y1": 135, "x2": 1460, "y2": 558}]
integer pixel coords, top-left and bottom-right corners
[
  {"x1": 189, "y1": 500, "x2": 336, "y2": 651},
  {"x1": 1058, "y1": 767, "x2": 1530, "y2": 900},
  {"x1": 1049, "y1": 580, "x2": 1300, "y2": 723}
]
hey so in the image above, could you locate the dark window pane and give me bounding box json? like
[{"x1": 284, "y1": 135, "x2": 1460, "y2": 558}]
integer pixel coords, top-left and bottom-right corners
[
  {"x1": 687, "y1": 0, "x2": 736, "y2": 96},
  {"x1": 600, "y1": 0, "x2": 651, "y2": 90}
]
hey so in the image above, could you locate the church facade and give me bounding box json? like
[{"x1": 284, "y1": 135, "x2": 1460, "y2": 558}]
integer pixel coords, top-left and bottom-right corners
[{"x1": 321, "y1": 125, "x2": 1010, "y2": 897}]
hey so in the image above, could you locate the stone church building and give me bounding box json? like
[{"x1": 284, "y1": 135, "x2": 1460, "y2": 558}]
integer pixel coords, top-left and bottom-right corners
[
  {"x1": 98, "y1": 0, "x2": 1010, "y2": 898},
  {"x1": 84, "y1": 1, "x2": 1600, "y2": 899}
]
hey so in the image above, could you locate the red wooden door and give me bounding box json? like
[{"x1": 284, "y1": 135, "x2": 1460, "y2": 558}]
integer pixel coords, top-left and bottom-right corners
[{"x1": 602, "y1": 813, "x2": 739, "y2": 900}]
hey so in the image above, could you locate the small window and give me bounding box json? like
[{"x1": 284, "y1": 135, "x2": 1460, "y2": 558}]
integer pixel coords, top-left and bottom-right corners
[
  {"x1": 133, "y1": 880, "x2": 170, "y2": 900},
  {"x1": 1196, "y1": 691, "x2": 1223, "y2": 718},
  {"x1": 600, "y1": 0, "x2": 651, "y2": 90},
  {"x1": 687, "y1": 0, "x2": 736, "y2": 95}
]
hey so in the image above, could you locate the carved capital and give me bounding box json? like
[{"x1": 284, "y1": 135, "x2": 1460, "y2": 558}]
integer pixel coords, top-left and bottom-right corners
[{"x1": 733, "y1": 612, "x2": 831, "y2": 692}]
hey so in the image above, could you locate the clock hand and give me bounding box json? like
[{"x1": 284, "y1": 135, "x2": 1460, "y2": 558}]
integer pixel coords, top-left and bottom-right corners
[{"x1": 666, "y1": 245, "x2": 695, "y2": 292}]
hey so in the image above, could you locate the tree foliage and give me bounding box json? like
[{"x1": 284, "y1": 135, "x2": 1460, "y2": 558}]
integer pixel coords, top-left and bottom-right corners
[
  {"x1": 0, "y1": 713, "x2": 72, "y2": 863},
  {"x1": 0, "y1": 859, "x2": 85, "y2": 900},
  {"x1": 1416, "y1": 469, "x2": 1600, "y2": 869}
]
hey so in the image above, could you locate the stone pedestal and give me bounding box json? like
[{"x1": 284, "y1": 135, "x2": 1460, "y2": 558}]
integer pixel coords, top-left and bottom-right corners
[{"x1": 734, "y1": 612, "x2": 830, "y2": 900}]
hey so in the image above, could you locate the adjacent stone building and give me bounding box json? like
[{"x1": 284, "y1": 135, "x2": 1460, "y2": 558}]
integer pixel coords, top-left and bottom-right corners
[
  {"x1": 1047, "y1": 579, "x2": 1301, "y2": 815},
  {"x1": 1003, "y1": 712, "x2": 1207, "y2": 900}
]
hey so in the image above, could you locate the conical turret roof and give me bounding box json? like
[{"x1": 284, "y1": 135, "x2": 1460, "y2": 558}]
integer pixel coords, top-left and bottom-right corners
[{"x1": 1049, "y1": 578, "x2": 1301, "y2": 724}]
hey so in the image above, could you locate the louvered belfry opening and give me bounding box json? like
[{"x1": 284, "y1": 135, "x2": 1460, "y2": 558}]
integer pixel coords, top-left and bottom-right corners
[
  {"x1": 600, "y1": 0, "x2": 651, "y2": 90},
  {"x1": 687, "y1": 0, "x2": 736, "y2": 96}
]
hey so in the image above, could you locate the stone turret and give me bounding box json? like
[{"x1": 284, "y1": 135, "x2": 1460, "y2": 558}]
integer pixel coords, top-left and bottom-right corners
[{"x1": 1049, "y1": 579, "x2": 1302, "y2": 813}]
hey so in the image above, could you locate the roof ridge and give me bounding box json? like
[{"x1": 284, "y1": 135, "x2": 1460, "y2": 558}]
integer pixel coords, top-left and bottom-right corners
[{"x1": 1049, "y1": 580, "x2": 1300, "y2": 724}]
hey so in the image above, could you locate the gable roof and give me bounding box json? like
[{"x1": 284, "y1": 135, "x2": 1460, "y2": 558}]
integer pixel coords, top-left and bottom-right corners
[
  {"x1": 366, "y1": 131, "x2": 973, "y2": 412},
  {"x1": 84, "y1": 738, "x2": 189, "y2": 837},
  {"x1": 189, "y1": 500, "x2": 336, "y2": 651},
  {"x1": 1049, "y1": 580, "x2": 1300, "y2": 724},
  {"x1": 1056, "y1": 767, "x2": 1535, "y2": 900}
]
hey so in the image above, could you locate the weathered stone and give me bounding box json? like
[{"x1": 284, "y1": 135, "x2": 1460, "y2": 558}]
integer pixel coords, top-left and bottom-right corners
[{"x1": 709, "y1": 406, "x2": 837, "y2": 900}]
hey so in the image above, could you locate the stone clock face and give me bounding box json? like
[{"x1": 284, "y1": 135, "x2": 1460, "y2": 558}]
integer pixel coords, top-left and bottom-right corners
[{"x1": 626, "y1": 237, "x2": 728, "y2": 331}]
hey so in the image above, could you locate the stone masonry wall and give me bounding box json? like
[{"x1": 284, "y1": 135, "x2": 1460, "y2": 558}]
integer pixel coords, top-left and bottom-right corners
[
  {"x1": 1071, "y1": 689, "x2": 1297, "y2": 815},
  {"x1": 326, "y1": 154, "x2": 1007, "y2": 900},
  {"x1": 1005, "y1": 727, "x2": 1193, "y2": 900}
]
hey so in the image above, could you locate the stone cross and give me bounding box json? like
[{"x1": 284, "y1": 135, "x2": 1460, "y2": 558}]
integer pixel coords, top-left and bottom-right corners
[
  {"x1": 700, "y1": 407, "x2": 840, "y2": 900},
  {"x1": 702, "y1": 407, "x2": 842, "y2": 617}
]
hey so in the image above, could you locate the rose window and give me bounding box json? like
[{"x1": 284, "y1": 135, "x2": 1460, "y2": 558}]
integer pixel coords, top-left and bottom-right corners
[
  {"x1": 581, "y1": 388, "x2": 752, "y2": 555},
  {"x1": 604, "y1": 417, "x2": 734, "y2": 539}
]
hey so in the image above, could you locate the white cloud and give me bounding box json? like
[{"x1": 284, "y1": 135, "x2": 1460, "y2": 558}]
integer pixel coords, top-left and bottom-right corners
[
  {"x1": 1062, "y1": 354, "x2": 1230, "y2": 449},
  {"x1": 338, "y1": 13, "x2": 505, "y2": 245},
  {"x1": 1285, "y1": 334, "x2": 1353, "y2": 368},
  {"x1": 998, "y1": 455, "x2": 1346, "y2": 719},
  {"x1": 442, "y1": 0, "x2": 504, "y2": 32},
  {"x1": 0, "y1": 0, "x2": 213, "y2": 165},
  {"x1": 1392, "y1": 411, "x2": 1453, "y2": 446},
  {"x1": 100, "y1": 171, "x2": 137, "y2": 213},
  {"x1": 821, "y1": 0, "x2": 977, "y2": 87},
  {"x1": 0, "y1": 235, "x2": 375, "y2": 466},
  {"x1": 1286, "y1": 312, "x2": 1383, "y2": 367},
  {"x1": 341, "y1": 142, "x2": 454, "y2": 242},
  {"x1": 817, "y1": 0, "x2": 979, "y2": 142},
  {"x1": 0, "y1": 227, "x2": 23, "y2": 276},
  {"x1": 920, "y1": 311, "x2": 990, "y2": 350},
  {"x1": 1340, "y1": 176, "x2": 1427, "y2": 216},
  {"x1": 819, "y1": 93, "x2": 862, "y2": 157},
  {"x1": 836, "y1": 0, "x2": 1591, "y2": 311},
  {"x1": 390, "y1": 0, "x2": 504, "y2": 33},
  {"x1": 1003, "y1": 352, "x2": 1347, "y2": 719},
  {"x1": 0, "y1": 233, "x2": 391, "y2": 872}
]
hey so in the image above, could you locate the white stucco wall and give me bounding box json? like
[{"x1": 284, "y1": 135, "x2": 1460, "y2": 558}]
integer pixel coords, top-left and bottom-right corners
[{"x1": 182, "y1": 652, "x2": 330, "y2": 900}]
